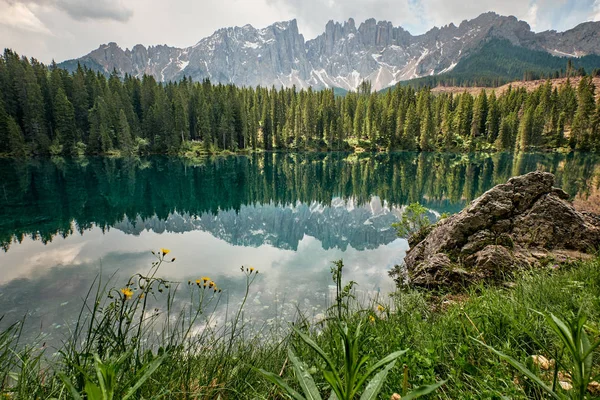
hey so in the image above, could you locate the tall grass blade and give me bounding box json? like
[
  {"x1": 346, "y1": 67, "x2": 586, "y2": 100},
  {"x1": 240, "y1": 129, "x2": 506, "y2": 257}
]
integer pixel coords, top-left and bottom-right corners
[
  {"x1": 473, "y1": 338, "x2": 563, "y2": 400},
  {"x1": 359, "y1": 360, "x2": 396, "y2": 400},
  {"x1": 401, "y1": 381, "x2": 448, "y2": 400},
  {"x1": 355, "y1": 349, "x2": 408, "y2": 391},
  {"x1": 122, "y1": 354, "x2": 166, "y2": 400},
  {"x1": 85, "y1": 381, "x2": 103, "y2": 400},
  {"x1": 293, "y1": 327, "x2": 341, "y2": 383},
  {"x1": 257, "y1": 368, "x2": 306, "y2": 400},
  {"x1": 288, "y1": 349, "x2": 322, "y2": 400},
  {"x1": 57, "y1": 373, "x2": 83, "y2": 400}
]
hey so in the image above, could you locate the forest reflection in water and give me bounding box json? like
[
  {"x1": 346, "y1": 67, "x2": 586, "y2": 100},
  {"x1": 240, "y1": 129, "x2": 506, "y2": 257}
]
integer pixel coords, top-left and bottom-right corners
[{"x1": 0, "y1": 151, "x2": 598, "y2": 344}]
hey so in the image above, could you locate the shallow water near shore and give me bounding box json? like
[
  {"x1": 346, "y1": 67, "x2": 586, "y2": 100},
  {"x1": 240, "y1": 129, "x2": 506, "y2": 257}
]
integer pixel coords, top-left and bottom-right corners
[{"x1": 0, "y1": 151, "x2": 598, "y2": 344}]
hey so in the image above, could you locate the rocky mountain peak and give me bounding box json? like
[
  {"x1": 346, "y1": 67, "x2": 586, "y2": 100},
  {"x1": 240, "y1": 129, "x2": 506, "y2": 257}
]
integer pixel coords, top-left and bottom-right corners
[{"x1": 59, "y1": 13, "x2": 600, "y2": 92}]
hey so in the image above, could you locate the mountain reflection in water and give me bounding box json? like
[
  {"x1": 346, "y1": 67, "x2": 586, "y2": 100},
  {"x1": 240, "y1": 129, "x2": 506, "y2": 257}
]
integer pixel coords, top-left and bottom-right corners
[{"x1": 0, "y1": 151, "x2": 599, "y2": 343}]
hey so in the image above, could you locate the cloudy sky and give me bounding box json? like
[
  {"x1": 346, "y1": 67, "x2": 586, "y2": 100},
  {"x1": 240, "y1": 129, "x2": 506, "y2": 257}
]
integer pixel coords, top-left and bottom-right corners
[{"x1": 1, "y1": 0, "x2": 599, "y2": 63}]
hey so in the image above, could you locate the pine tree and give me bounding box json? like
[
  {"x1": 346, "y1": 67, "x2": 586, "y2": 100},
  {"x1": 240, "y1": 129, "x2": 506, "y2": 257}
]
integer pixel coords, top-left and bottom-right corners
[
  {"x1": 571, "y1": 76, "x2": 596, "y2": 150},
  {"x1": 71, "y1": 64, "x2": 90, "y2": 140},
  {"x1": 0, "y1": 99, "x2": 8, "y2": 154},
  {"x1": 441, "y1": 100, "x2": 453, "y2": 150},
  {"x1": 117, "y1": 109, "x2": 133, "y2": 153},
  {"x1": 88, "y1": 97, "x2": 113, "y2": 153},
  {"x1": 517, "y1": 107, "x2": 534, "y2": 151},
  {"x1": 471, "y1": 90, "x2": 488, "y2": 138},
  {"x1": 419, "y1": 111, "x2": 435, "y2": 151},
  {"x1": 261, "y1": 99, "x2": 272, "y2": 150},
  {"x1": 403, "y1": 104, "x2": 419, "y2": 150},
  {"x1": 495, "y1": 113, "x2": 516, "y2": 151},
  {"x1": 7, "y1": 116, "x2": 27, "y2": 156},
  {"x1": 485, "y1": 91, "x2": 500, "y2": 141},
  {"x1": 53, "y1": 87, "x2": 77, "y2": 154}
]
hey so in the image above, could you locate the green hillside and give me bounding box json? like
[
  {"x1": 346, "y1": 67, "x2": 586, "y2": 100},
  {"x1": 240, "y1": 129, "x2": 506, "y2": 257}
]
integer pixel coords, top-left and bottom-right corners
[{"x1": 398, "y1": 38, "x2": 600, "y2": 89}]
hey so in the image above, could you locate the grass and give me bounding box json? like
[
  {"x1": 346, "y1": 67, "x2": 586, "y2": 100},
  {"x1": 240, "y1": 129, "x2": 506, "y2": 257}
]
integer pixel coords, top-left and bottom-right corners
[{"x1": 1, "y1": 252, "x2": 600, "y2": 399}]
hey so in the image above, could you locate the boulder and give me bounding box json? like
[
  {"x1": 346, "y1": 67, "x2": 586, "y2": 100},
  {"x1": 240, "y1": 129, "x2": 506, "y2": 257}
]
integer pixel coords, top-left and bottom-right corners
[{"x1": 404, "y1": 171, "x2": 600, "y2": 288}]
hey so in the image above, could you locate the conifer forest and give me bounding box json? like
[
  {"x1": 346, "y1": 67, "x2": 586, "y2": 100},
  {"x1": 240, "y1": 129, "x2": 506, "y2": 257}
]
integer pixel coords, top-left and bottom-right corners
[{"x1": 1, "y1": 49, "x2": 600, "y2": 157}]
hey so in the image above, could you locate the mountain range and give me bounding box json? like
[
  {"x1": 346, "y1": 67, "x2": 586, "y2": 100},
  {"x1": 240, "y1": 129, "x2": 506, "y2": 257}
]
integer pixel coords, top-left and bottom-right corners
[
  {"x1": 113, "y1": 198, "x2": 402, "y2": 252},
  {"x1": 58, "y1": 12, "x2": 600, "y2": 91}
]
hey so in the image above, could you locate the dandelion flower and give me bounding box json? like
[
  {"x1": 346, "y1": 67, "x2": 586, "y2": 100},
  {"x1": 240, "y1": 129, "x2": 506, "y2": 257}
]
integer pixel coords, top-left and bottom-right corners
[
  {"x1": 377, "y1": 304, "x2": 385, "y2": 312},
  {"x1": 208, "y1": 281, "x2": 215, "y2": 288},
  {"x1": 201, "y1": 277, "x2": 210, "y2": 283},
  {"x1": 249, "y1": 267, "x2": 255, "y2": 273},
  {"x1": 160, "y1": 248, "x2": 170, "y2": 256},
  {"x1": 368, "y1": 315, "x2": 376, "y2": 323},
  {"x1": 195, "y1": 279, "x2": 201, "y2": 285},
  {"x1": 120, "y1": 288, "x2": 133, "y2": 300}
]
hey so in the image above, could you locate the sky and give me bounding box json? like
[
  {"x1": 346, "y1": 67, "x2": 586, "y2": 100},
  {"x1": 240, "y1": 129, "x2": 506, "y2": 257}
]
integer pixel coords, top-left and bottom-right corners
[{"x1": 0, "y1": 0, "x2": 599, "y2": 63}]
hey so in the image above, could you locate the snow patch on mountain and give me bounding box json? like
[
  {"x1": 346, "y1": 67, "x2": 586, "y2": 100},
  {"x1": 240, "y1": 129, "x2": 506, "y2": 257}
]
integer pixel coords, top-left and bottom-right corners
[{"x1": 59, "y1": 12, "x2": 600, "y2": 92}]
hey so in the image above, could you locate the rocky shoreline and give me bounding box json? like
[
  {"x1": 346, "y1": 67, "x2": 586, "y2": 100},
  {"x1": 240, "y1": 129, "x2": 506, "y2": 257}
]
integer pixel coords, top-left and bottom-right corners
[{"x1": 401, "y1": 171, "x2": 600, "y2": 288}]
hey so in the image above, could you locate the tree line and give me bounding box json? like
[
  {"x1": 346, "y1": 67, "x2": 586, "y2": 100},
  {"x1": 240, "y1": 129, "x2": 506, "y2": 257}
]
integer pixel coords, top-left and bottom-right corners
[{"x1": 1, "y1": 48, "x2": 600, "y2": 156}]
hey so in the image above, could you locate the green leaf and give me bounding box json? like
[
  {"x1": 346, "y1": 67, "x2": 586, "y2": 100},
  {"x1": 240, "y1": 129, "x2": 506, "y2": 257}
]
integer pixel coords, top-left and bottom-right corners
[
  {"x1": 257, "y1": 368, "x2": 306, "y2": 400},
  {"x1": 401, "y1": 381, "x2": 447, "y2": 400},
  {"x1": 57, "y1": 372, "x2": 83, "y2": 400},
  {"x1": 322, "y1": 370, "x2": 344, "y2": 400},
  {"x1": 85, "y1": 381, "x2": 103, "y2": 400},
  {"x1": 355, "y1": 349, "x2": 408, "y2": 391},
  {"x1": 473, "y1": 338, "x2": 563, "y2": 400},
  {"x1": 582, "y1": 338, "x2": 600, "y2": 362},
  {"x1": 93, "y1": 354, "x2": 108, "y2": 398},
  {"x1": 122, "y1": 354, "x2": 166, "y2": 400},
  {"x1": 581, "y1": 330, "x2": 593, "y2": 384},
  {"x1": 288, "y1": 349, "x2": 322, "y2": 400},
  {"x1": 359, "y1": 360, "x2": 396, "y2": 400},
  {"x1": 293, "y1": 327, "x2": 341, "y2": 384},
  {"x1": 546, "y1": 314, "x2": 576, "y2": 356}
]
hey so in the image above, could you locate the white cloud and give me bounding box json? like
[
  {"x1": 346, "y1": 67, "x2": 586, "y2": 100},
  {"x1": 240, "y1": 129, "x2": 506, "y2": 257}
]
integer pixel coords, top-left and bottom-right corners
[
  {"x1": 0, "y1": 0, "x2": 51, "y2": 34},
  {"x1": 593, "y1": 0, "x2": 600, "y2": 20},
  {"x1": 0, "y1": 0, "x2": 598, "y2": 64},
  {"x1": 54, "y1": 0, "x2": 133, "y2": 21},
  {"x1": 4, "y1": 0, "x2": 133, "y2": 22},
  {"x1": 526, "y1": 3, "x2": 539, "y2": 30}
]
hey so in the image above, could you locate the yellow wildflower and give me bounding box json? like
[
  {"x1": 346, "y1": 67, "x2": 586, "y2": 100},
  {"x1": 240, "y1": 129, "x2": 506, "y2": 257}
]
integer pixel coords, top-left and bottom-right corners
[
  {"x1": 120, "y1": 288, "x2": 134, "y2": 300},
  {"x1": 201, "y1": 277, "x2": 210, "y2": 283},
  {"x1": 377, "y1": 304, "x2": 385, "y2": 312},
  {"x1": 160, "y1": 248, "x2": 170, "y2": 256},
  {"x1": 208, "y1": 281, "x2": 215, "y2": 288},
  {"x1": 249, "y1": 267, "x2": 255, "y2": 273},
  {"x1": 369, "y1": 315, "x2": 376, "y2": 323},
  {"x1": 195, "y1": 279, "x2": 201, "y2": 285}
]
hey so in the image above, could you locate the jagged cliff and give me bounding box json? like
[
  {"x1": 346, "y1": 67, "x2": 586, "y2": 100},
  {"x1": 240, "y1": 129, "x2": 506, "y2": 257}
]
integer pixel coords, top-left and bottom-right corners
[{"x1": 59, "y1": 12, "x2": 600, "y2": 91}]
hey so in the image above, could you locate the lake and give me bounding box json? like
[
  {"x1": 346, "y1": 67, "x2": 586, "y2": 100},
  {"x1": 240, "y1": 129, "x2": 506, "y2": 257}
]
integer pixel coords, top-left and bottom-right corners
[{"x1": 1, "y1": 152, "x2": 599, "y2": 344}]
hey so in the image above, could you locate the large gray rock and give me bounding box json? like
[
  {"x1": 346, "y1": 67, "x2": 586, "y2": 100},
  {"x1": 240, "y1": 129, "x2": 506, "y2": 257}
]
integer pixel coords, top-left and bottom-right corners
[{"x1": 404, "y1": 171, "x2": 600, "y2": 288}]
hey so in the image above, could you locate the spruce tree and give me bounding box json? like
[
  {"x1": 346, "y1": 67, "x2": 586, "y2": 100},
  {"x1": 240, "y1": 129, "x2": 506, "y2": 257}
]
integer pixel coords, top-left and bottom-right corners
[
  {"x1": 53, "y1": 87, "x2": 77, "y2": 154},
  {"x1": 403, "y1": 104, "x2": 419, "y2": 150}
]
